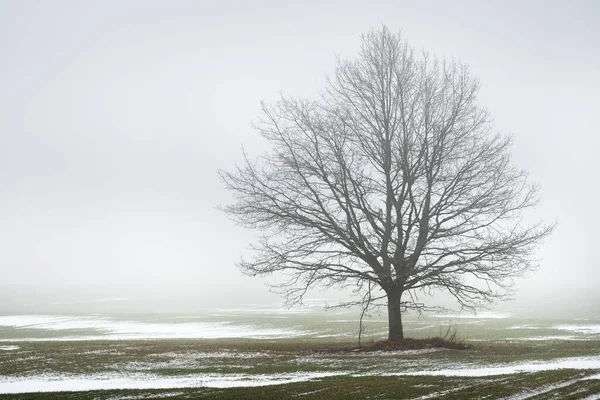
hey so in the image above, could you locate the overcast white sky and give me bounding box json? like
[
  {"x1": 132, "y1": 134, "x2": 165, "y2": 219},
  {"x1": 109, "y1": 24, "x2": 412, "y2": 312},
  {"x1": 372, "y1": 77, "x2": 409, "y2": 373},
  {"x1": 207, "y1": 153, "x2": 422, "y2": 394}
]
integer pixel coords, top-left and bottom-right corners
[{"x1": 1, "y1": 1, "x2": 598, "y2": 309}]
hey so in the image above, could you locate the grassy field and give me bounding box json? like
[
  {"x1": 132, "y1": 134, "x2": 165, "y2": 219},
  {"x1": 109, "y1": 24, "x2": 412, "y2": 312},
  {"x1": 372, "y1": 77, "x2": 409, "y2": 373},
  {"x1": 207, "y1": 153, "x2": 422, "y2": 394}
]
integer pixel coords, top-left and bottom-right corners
[
  {"x1": 1, "y1": 338, "x2": 600, "y2": 399},
  {"x1": 2, "y1": 371, "x2": 600, "y2": 400},
  {"x1": 1, "y1": 312, "x2": 600, "y2": 398}
]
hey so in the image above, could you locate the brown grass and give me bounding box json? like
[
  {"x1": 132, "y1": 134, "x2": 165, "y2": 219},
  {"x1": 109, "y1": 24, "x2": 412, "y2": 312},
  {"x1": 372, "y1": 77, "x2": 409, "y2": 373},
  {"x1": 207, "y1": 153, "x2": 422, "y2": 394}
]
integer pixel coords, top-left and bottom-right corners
[{"x1": 316, "y1": 337, "x2": 473, "y2": 353}]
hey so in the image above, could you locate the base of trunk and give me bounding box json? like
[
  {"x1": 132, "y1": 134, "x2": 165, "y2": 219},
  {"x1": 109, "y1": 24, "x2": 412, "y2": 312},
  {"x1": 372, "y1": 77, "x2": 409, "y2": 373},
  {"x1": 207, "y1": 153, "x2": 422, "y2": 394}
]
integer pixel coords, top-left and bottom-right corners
[{"x1": 386, "y1": 287, "x2": 404, "y2": 340}]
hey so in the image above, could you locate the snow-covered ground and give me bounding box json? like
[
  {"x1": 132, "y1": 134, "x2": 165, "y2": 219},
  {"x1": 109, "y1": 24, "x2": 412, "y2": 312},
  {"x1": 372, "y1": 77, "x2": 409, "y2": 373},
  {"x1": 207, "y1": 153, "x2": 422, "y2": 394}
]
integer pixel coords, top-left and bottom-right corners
[
  {"x1": 1, "y1": 310, "x2": 600, "y2": 395},
  {"x1": 0, "y1": 372, "x2": 345, "y2": 394},
  {"x1": 0, "y1": 314, "x2": 310, "y2": 340},
  {"x1": 395, "y1": 356, "x2": 600, "y2": 377},
  {"x1": 1, "y1": 355, "x2": 600, "y2": 394}
]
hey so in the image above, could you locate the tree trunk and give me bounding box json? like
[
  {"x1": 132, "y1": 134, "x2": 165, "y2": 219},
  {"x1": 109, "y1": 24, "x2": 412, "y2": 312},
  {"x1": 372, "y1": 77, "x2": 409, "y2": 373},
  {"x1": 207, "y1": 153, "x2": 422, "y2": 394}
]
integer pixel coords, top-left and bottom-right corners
[{"x1": 387, "y1": 287, "x2": 404, "y2": 341}]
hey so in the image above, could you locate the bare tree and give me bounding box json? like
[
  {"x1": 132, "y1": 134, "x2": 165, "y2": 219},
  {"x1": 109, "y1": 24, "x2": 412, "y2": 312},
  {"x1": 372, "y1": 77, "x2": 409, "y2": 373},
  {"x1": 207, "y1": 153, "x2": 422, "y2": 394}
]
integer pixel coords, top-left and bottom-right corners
[{"x1": 219, "y1": 26, "x2": 553, "y2": 341}]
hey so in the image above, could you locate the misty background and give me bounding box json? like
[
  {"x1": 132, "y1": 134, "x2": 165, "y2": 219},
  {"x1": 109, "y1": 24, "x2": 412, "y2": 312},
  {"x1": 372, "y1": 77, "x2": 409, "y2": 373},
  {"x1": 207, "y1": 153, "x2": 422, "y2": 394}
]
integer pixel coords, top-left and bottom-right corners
[{"x1": 1, "y1": 1, "x2": 598, "y2": 316}]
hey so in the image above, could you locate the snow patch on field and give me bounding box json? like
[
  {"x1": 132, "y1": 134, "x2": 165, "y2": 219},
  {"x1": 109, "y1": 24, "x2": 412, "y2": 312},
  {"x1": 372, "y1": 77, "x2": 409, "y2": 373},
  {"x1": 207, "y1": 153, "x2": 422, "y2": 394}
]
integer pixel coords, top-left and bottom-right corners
[
  {"x1": 506, "y1": 325, "x2": 540, "y2": 330},
  {"x1": 355, "y1": 348, "x2": 446, "y2": 357},
  {"x1": 411, "y1": 324, "x2": 436, "y2": 331},
  {"x1": 431, "y1": 312, "x2": 512, "y2": 319},
  {"x1": 159, "y1": 351, "x2": 273, "y2": 359},
  {"x1": 0, "y1": 315, "x2": 309, "y2": 340},
  {"x1": 314, "y1": 333, "x2": 356, "y2": 338},
  {"x1": 0, "y1": 372, "x2": 344, "y2": 394},
  {"x1": 210, "y1": 306, "x2": 321, "y2": 315},
  {"x1": 109, "y1": 392, "x2": 185, "y2": 399},
  {"x1": 506, "y1": 335, "x2": 580, "y2": 341},
  {"x1": 582, "y1": 374, "x2": 600, "y2": 380},
  {"x1": 115, "y1": 351, "x2": 277, "y2": 371},
  {"x1": 0, "y1": 345, "x2": 19, "y2": 351},
  {"x1": 385, "y1": 356, "x2": 600, "y2": 377},
  {"x1": 81, "y1": 349, "x2": 126, "y2": 355},
  {"x1": 504, "y1": 378, "x2": 585, "y2": 400},
  {"x1": 553, "y1": 325, "x2": 600, "y2": 335}
]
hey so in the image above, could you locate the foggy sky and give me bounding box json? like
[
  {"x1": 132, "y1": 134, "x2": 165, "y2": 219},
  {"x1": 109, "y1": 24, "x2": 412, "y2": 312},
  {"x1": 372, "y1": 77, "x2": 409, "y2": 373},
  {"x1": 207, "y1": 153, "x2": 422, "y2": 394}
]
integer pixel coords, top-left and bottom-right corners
[{"x1": 1, "y1": 1, "x2": 598, "y2": 309}]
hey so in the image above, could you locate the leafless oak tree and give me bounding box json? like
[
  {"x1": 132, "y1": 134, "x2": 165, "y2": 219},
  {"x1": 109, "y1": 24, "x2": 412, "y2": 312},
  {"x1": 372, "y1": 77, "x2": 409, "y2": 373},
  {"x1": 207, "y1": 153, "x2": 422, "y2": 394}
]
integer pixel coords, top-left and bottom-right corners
[{"x1": 219, "y1": 26, "x2": 553, "y2": 340}]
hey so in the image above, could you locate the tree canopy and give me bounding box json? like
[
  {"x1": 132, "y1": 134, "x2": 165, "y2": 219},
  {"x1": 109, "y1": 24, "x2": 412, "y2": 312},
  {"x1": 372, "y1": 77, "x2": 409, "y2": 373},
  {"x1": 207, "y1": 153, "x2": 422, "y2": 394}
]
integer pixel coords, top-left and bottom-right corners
[{"x1": 220, "y1": 26, "x2": 553, "y2": 340}]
